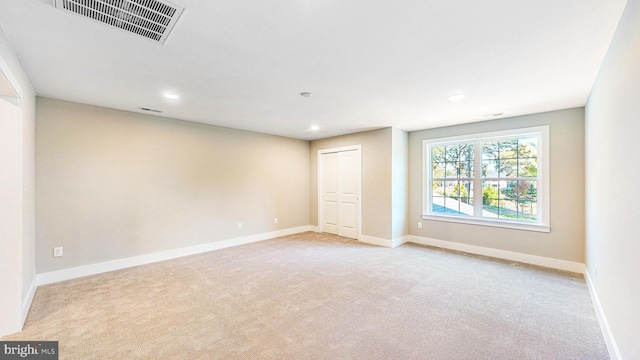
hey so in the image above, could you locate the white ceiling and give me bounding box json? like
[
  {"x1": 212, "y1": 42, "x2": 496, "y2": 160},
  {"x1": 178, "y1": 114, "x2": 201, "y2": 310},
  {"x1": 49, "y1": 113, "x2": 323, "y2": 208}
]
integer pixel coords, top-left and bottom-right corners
[{"x1": 0, "y1": 0, "x2": 628, "y2": 140}]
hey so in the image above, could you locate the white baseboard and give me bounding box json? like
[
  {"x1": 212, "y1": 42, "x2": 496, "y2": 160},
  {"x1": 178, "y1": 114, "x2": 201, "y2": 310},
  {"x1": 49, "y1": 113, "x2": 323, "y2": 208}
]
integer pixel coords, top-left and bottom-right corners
[
  {"x1": 37, "y1": 226, "x2": 311, "y2": 286},
  {"x1": 359, "y1": 234, "x2": 393, "y2": 247},
  {"x1": 392, "y1": 235, "x2": 409, "y2": 248},
  {"x1": 406, "y1": 235, "x2": 585, "y2": 273},
  {"x1": 359, "y1": 234, "x2": 408, "y2": 248},
  {"x1": 309, "y1": 225, "x2": 320, "y2": 233},
  {"x1": 21, "y1": 275, "x2": 37, "y2": 326},
  {"x1": 584, "y1": 270, "x2": 621, "y2": 360}
]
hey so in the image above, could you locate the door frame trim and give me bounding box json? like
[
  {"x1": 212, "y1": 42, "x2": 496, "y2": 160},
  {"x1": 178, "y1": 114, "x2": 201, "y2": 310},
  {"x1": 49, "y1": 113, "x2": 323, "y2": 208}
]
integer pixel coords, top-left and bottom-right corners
[
  {"x1": 317, "y1": 145, "x2": 362, "y2": 240},
  {"x1": 0, "y1": 54, "x2": 25, "y2": 337}
]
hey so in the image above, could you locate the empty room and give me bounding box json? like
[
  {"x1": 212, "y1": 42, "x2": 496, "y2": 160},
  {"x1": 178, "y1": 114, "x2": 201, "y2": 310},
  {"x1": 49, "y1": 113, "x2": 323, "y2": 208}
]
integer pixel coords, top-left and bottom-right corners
[{"x1": 0, "y1": 0, "x2": 638, "y2": 359}]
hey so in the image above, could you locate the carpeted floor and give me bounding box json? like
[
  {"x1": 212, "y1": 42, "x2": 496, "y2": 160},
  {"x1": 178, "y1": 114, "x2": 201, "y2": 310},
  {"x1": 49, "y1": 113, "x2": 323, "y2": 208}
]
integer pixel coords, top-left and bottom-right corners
[{"x1": 3, "y1": 232, "x2": 608, "y2": 359}]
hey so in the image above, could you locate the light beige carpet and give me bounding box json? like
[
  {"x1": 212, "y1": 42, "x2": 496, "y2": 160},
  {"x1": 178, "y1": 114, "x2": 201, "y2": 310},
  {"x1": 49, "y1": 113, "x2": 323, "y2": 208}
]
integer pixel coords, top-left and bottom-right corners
[{"x1": 4, "y1": 232, "x2": 608, "y2": 359}]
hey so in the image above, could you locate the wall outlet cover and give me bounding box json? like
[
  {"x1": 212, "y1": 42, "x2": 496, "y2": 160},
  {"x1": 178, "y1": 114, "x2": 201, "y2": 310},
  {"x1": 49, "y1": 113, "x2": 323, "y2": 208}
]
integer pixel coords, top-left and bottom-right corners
[{"x1": 53, "y1": 247, "x2": 63, "y2": 258}]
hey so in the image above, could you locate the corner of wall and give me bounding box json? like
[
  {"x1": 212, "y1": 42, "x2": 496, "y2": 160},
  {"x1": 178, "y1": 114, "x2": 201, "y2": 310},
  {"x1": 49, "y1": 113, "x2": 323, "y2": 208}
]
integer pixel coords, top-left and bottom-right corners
[
  {"x1": 584, "y1": 270, "x2": 622, "y2": 360},
  {"x1": 22, "y1": 275, "x2": 37, "y2": 325},
  {"x1": 391, "y1": 127, "x2": 409, "y2": 239}
]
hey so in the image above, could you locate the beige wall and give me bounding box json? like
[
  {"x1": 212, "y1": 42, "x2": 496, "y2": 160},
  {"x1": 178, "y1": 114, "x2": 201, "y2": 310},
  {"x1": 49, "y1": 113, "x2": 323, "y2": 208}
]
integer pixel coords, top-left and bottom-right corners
[
  {"x1": 310, "y1": 128, "x2": 393, "y2": 240},
  {"x1": 585, "y1": 0, "x2": 640, "y2": 358},
  {"x1": 36, "y1": 98, "x2": 310, "y2": 273},
  {"x1": 0, "y1": 26, "x2": 36, "y2": 336},
  {"x1": 391, "y1": 128, "x2": 408, "y2": 239},
  {"x1": 408, "y1": 108, "x2": 585, "y2": 262}
]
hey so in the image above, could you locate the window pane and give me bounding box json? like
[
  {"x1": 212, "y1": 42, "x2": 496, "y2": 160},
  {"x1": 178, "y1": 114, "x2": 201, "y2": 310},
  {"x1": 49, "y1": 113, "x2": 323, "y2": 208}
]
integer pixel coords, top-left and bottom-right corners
[
  {"x1": 441, "y1": 181, "x2": 466, "y2": 216},
  {"x1": 453, "y1": 182, "x2": 469, "y2": 202},
  {"x1": 447, "y1": 195, "x2": 459, "y2": 213},
  {"x1": 518, "y1": 181, "x2": 537, "y2": 202},
  {"x1": 461, "y1": 181, "x2": 473, "y2": 204},
  {"x1": 502, "y1": 181, "x2": 518, "y2": 201},
  {"x1": 498, "y1": 199, "x2": 518, "y2": 219},
  {"x1": 499, "y1": 158, "x2": 517, "y2": 178},
  {"x1": 445, "y1": 145, "x2": 459, "y2": 163},
  {"x1": 433, "y1": 162, "x2": 445, "y2": 178},
  {"x1": 517, "y1": 137, "x2": 538, "y2": 158},
  {"x1": 459, "y1": 161, "x2": 473, "y2": 178},
  {"x1": 499, "y1": 140, "x2": 518, "y2": 159},
  {"x1": 482, "y1": 141, "x2": 498, "y2": 160},
  {"x1": 482, "y1": 181, "x2": 499, "y2": 204},
  {"x1": 486, "y1": 181, "x2": 538, "y2": 221},
  {"x1": 432, "y1": 196, "x2": 445, "y2": 213},
  {"x1": 459, "y1": 143, "x2": 474, "y2": 162},
  {"x1": 518, "y1": 157, "x2": 537, "y2": 178},
  {"x1": 432, "y1": 146, "x2": 445, "y2": 162},
  {"x1": 482, "y1": 160, "x2": 498, "y2": 178},
  {"x1": 432, "y1": 181, "x2": 444, "y2": 196},
  {"x1": 517, "y1": 201, "x2": 537, "y2": 220},
  {"x1": 434, "y1": 196, "x2": 463, "y2": 215},
  {"x1": 445, "y1": 162, "x2": 457, "y2": 177},
  {"x1": 458, "y1": 181, "x2": 474, "y2": 216},
  {"x1": 502, "y1": 180, "x2": 536, "y2": 201},
  {"x1": 444, "y1": 181, "x2": 458, "y2": 198},
  {"x1": 481, "y1": 181, "x2": 499, "y2": 218}
]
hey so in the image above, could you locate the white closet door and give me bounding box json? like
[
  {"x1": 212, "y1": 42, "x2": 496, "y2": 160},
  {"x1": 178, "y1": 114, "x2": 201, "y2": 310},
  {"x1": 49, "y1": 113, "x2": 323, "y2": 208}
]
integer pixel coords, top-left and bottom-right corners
[
  {"x1": 337, "y1": 150, "x2": 358, "y2": 239},
  {"x1": 322, "y1": 152, "x2": 339, "y2": 235},
  {"x1": 321, "y1": 149, "x2": 359, "y2": 239}
]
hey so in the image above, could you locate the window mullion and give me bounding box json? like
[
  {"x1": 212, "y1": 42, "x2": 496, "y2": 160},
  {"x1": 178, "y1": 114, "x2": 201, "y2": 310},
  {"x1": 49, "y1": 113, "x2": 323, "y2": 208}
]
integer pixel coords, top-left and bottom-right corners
[{"x1": 473, "y1": 141, "x2": 482, "y2": 218}]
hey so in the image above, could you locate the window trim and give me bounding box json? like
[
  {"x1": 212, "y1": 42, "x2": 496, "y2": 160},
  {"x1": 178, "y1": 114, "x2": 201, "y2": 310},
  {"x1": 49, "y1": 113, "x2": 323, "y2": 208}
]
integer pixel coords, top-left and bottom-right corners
[{"x1": 422, "y1": 126, "x2": 550, "y2": 233}]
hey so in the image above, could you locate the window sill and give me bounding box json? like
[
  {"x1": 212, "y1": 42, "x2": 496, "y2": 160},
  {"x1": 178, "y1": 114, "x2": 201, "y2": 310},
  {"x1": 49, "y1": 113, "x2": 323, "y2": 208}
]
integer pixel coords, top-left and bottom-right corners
[{"x1": 421, "y1": 214, "x2": 550, "y2": 233}]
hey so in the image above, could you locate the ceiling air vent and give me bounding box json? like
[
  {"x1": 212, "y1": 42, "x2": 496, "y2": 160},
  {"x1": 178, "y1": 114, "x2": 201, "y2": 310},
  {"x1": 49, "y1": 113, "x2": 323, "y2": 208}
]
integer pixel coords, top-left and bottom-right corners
[
  {"x1": 53, "y1": 0, "x2": 185, "y2": 44},
  {"x1": 138, "y1": 107, "x2": 163, "y2": 113}
]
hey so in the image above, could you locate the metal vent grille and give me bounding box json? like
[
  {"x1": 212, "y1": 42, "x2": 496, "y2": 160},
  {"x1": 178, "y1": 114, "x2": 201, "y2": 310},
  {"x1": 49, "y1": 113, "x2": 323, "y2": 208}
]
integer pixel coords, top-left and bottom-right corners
[
  {"x1": 54, "y1": 0, "x2": 184, "y2": 44},
  {"x1": 138, "y1": 107, "x2": 163, "y2": 113}
]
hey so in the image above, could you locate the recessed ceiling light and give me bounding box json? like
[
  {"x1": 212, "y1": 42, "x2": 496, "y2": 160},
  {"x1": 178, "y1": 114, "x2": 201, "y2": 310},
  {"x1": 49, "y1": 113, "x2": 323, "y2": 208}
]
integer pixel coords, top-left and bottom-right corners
[
  {"x1": 300, "y1": 92, "x2": 313, "y2": 97},
  {"x1": 310, "y1": 125, "x2": 320, "y2": 131},
  {"x1": 164, "y1": 93, "x2": 180, "y2": 99},
  {"x1": 449, "y1": 92, "x2": 464, "y2": 101}
]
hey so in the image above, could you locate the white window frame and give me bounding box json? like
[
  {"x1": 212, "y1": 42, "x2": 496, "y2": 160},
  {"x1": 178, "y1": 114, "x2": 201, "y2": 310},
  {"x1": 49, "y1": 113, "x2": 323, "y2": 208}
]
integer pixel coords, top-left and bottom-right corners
[{"x1": 422, "y1": 126, "x2": 550, "y2": 232}]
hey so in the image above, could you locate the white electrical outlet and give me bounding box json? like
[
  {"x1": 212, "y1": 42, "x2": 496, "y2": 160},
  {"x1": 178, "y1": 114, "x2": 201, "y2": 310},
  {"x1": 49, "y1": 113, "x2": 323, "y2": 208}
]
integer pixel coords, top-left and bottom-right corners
[
  {"x1": 53, "y1": 247, "x2": 63, "y2": 258},
  {"x1": 417, "y1": 222, "x2": 422, "y2": 229},
  {"x1": 238, "y1": 222, "x2": 242, "y2": 229},
  {"x1": 274, "y1": 218, "x2": 278, "y2": 224}
]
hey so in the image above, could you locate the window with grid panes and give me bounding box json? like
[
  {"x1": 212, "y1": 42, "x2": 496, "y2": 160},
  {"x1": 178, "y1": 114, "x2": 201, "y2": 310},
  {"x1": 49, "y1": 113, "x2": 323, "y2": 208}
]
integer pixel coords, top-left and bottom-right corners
[{"x1": 423, "y1": 126, "x2": 549, "y2": 232}]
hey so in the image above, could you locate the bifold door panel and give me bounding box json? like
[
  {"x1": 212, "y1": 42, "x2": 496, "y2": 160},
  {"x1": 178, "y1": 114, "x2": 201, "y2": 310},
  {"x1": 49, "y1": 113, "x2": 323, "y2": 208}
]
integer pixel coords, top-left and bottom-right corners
[{"x1": 322, "y1": 149, "x2": 359, "y2": 239}]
